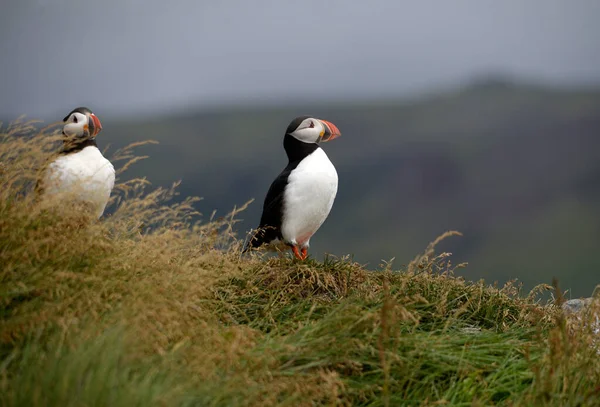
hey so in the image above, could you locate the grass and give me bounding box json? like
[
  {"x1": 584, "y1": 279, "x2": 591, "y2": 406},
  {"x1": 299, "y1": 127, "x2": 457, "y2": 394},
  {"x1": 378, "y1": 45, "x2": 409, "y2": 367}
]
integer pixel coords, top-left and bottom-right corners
[{"x1": 1, "y1": 118, "x2": 600, "y2": 406}]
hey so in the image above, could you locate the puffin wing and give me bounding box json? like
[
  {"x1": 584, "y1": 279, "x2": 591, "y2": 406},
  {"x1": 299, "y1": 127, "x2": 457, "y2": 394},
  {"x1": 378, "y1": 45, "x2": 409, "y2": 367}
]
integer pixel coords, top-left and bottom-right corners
[{"x1": 244, "y1": 164, "x2": 294, "y2": 250}]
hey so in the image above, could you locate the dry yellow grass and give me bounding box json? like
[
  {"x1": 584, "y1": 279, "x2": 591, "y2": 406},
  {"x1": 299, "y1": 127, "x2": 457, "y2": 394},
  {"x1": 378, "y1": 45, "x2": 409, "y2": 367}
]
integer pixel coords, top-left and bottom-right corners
[{"x1": 1, "y1": 119, "x2": 600, "y2": 406}]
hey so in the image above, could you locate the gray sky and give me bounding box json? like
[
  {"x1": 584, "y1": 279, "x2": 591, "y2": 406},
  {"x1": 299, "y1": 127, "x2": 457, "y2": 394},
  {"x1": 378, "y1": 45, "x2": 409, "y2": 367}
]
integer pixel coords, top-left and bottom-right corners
[{"x1": 1, "y1": 0, "x2": 599, "y2": 120}]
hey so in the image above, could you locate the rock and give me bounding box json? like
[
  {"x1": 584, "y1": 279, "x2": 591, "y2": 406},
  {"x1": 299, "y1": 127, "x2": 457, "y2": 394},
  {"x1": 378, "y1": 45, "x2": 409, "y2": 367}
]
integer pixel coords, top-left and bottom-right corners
[
  {"x1": 562, "y1": 298, "x2": 593, "y2": 315},
  {"x1": 561, "y1": 285, "x2": 600, "y2": 337}
]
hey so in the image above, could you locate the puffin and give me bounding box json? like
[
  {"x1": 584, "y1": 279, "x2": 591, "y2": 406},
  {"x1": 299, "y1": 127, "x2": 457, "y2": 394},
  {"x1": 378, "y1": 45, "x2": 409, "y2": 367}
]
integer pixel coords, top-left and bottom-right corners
[
  {"x1": 244, "y1": 116, "x2": 341, "y2": 260},
  {"x1": 38, "y1": 107, "x2": 115, "y2": 219}
]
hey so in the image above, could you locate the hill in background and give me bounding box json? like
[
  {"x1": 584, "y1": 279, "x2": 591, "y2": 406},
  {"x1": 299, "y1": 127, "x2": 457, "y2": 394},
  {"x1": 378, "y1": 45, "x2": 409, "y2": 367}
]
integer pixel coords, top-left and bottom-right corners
[{"x1": 13, "y1": 78, "x2": 600, "y2": 296}]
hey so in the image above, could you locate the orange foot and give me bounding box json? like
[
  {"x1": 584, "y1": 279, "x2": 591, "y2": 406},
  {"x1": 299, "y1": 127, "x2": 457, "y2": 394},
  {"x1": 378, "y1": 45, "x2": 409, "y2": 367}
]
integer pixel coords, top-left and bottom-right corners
[
  {"x1": 301, "y1": 248, "x2": 308, "y2": 260},
  {"x1": 291, "y1": 246, "x2": 303, "y2": 260}
]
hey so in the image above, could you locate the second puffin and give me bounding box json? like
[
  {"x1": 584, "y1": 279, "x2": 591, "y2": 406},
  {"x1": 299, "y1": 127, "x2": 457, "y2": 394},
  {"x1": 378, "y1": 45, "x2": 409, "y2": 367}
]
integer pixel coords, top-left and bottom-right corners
[{"x1": 244, "y1": 116, "x2": 341, "y2": 260}]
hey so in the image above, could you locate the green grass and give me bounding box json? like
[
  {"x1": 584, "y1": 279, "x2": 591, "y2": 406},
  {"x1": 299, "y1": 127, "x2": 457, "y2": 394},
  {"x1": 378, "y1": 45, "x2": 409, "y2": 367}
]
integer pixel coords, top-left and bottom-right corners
[{"x1": 1, "y1": 120, "x2": 600, "y2": 406}]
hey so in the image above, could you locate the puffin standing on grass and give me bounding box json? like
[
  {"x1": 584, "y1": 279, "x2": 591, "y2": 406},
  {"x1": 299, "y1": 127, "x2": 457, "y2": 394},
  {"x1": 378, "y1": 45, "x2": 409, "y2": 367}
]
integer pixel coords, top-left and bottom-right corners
[
  {"x1": 244, "y1": 116, "x2": 341, "y2": 260},
  {"x1": 38, "y1": 107, "x2": 115, "y2": 218}
]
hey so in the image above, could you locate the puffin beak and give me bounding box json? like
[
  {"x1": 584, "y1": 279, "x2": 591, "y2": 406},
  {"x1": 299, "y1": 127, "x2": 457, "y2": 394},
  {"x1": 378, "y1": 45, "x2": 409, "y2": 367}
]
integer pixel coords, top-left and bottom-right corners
[
  {"x1": 88, "y1": 113, "x2": 103, "y2": 137},
  {"x1": 319, "y1": 119, "x2": 341, "y2": 142}
]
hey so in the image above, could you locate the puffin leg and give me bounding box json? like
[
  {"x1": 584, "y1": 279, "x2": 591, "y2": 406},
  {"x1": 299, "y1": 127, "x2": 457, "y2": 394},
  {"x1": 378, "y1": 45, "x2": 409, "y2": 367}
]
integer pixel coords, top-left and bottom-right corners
[
  {"x1": 301, "y1": 248, "x2": 308, "y2": 260},
  {"x1": 291, "y1": 246, "x2": 303, "y2": 260}
]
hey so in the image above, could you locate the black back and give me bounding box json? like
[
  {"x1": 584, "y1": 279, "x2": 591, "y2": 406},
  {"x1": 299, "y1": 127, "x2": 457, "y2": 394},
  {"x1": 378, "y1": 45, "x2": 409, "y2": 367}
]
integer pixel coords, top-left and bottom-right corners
[{"x1": 244, "y1": 133, "x2": 319, "y2": 251}]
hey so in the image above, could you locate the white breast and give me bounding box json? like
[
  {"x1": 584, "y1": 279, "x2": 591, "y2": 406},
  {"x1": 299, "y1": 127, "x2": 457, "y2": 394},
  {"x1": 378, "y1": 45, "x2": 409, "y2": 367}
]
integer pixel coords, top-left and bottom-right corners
[
  {"x1": 43, "y1": 146, "x2": 115, "y2": 218},
  {"x1": 282, "y1": 148, "x2": 338, "y2": 248}
]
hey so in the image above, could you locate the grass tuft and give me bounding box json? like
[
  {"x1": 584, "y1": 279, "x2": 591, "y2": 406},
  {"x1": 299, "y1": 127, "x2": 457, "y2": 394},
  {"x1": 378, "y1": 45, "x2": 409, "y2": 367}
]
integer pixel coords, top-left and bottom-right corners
[{"x1": 1, "y1": 120, "x2": 599, "y2": 406}]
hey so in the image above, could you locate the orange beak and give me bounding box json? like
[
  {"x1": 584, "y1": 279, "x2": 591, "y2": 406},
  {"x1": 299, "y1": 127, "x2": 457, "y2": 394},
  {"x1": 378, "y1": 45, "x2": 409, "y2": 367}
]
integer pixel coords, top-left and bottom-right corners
[
  {"x1": 89, "y1": 113, "x2": 103, "y2": 137},
  {"x1": 319, "y1": 119, "x2": 341, "y2": 142}
]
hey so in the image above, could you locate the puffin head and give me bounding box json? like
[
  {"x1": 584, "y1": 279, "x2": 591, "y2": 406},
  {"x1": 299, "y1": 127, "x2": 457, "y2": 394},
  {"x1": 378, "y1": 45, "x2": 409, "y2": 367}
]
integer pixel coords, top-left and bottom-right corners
[
  {"x1": 62, "y1": 107, "x2": 102, "y2": 139},
  {"x1": 286, "y1": 116, "x2": 341, "y2": 144}
]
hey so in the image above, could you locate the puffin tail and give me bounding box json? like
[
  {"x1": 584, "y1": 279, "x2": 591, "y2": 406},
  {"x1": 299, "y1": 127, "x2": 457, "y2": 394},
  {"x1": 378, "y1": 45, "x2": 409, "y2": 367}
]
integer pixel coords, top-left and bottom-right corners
[
  {"x1": 242, "y1": 226, "x2": 273, "y2": 253},
  {"x1": 241, "y1": 240, "x2": 252, "y2": 254},
  {"x1": 242, "y1": 229, "x2": 261, "y2": 253}
]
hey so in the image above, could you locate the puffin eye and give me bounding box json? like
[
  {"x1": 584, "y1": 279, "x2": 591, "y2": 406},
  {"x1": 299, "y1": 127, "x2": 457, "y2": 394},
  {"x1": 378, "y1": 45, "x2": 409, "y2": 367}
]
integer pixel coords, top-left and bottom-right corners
[
  {"x1": 309, "y1": 121, "x2": 314, "y2": 129},
  {"x1": 73, "y1": 115, "x2": 78, "y2": 124}
]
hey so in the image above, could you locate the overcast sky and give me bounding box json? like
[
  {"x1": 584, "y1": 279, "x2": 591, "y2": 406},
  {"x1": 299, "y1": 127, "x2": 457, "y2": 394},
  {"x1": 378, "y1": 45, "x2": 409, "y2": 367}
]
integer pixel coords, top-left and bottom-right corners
[{"x1": 1, "y1": 0, "x2": 599, "y2": 120}]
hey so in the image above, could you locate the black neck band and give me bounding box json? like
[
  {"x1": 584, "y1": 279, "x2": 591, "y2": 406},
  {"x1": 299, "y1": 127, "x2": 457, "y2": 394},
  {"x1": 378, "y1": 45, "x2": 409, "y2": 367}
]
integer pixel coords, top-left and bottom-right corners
[
  {"x1": 283, "y1": 134, "x2": 319, "y2": 163},
  {"x1": 61, "y1": 138, "x2": 97, "y2": 154}
]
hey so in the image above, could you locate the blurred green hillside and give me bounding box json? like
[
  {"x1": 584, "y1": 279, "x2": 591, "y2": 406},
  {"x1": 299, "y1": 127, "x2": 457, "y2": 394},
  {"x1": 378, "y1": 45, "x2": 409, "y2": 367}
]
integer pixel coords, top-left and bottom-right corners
[{"x1": 97, "y1": 79, "x2": 600, "y2": 297}]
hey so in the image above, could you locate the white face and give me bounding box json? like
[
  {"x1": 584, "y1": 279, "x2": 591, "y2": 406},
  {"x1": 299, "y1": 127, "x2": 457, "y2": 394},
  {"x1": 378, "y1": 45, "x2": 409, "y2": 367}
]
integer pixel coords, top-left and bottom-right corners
[
  {"x1": 289, "y1": 118, "x2": 327, "y2": 144},
  {"x1": 63, "y1": 112, "x2": 89, "y2": 138}
]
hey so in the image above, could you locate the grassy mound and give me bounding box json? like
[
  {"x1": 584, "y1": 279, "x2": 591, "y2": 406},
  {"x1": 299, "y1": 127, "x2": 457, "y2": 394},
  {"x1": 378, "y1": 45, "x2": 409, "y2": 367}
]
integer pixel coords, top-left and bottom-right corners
[{"x1": 1, "y1": 120, "x2": 599, "y2": 406}]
